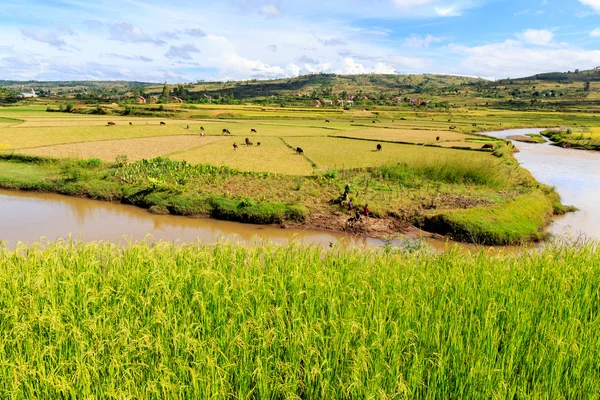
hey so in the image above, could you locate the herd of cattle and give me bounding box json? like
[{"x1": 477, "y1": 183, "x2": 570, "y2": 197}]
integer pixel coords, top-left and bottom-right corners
[{"x1": 106, "y1": 121, "x2": 498, "y2": 151}]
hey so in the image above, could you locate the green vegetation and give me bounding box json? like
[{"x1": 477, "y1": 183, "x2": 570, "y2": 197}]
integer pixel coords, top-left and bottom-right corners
[
  {"x1": 541, "y1": 128, "x2": 600, "y2": 151},
  {"x1": 0, "y1": 240, "x2": 598, "y2": 398}
]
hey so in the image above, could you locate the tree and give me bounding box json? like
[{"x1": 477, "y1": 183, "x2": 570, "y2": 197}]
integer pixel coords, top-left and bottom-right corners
[
  {"x1": 584, "y1": 81, "x2": 591, "y2": 92},
  {"x1": 161, "y1": 82, "x2": 170, "y2": 102}
]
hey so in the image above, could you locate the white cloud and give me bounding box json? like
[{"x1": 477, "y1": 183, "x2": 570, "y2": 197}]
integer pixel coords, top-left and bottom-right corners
[
  {"x1": 516, "y1": 29, "x2": 554, "y2": 46},
  {"x1": 452, "y1": 40, "x2": 600, "y2": 78},
  {"x1": 403, "y1": 34, "x2": 444, "y2": 48},
  {"x1": 579, "y1": 0, "x2": 600, "y2": 13},
  {"x1": 20, "y1": 28, "x2": 66, "y2": 49},
  {"x1": 435, "y1": 6, "x2": 460, "y2": 16},
  {"x1": 109, "y1": 23, "x2": 165, "y2": 45},
  {"x1": 260, "y1": 4, "x2": 282, "y2": 17},
  {"x1": 591, "y1": 28, "x2": 600, "y2": 37},
  {"x1": 165, "y1": 44, "x2": 201, "y2": 60}
]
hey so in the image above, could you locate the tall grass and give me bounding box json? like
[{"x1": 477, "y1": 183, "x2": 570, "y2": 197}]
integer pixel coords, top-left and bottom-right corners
[{"x1": 0, "y1": 240, "x2": 598, "y2": 398}]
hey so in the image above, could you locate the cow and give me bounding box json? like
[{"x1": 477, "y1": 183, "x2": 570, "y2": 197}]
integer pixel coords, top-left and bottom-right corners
[
  {"x1": 448, "y1": 119, "x2": 452, "y2": 122},
  {"x1": 350, "y1": 119, "x2": 354, "y2": 123},
  {"x1": 107, "y1": 121, "x2": 116, "y2": 126},
  {"x1": 186, "y1": 125, "x2": 189, "y2": 129},
  {"x1": 200, "y1": 132, "x2": 205, "y2": 137},
  {"x1": 129, "y1": 122, "x2": 132, "y2": 126},
  {"x1": 200, "y1": 126, "x2": 204, "y2": 131},
  {"x1": 222, "y1": 128, "x2": 231, "y2": 135},
  {"x1": 472, "y1": 123, "x2": 477, "y2": 127},
  {"x1": 296, "y1": 147, "x2": 304, "y2": 155},
  {"x1": 233, "y1": 143, "x2": 238, "y2": 150},
  {"x1": 372, "y1": 120, "x2": 376, "y2": 123},
  {"x1": 449, "y1": 125, "x2": 456, "y2": 130},
  {"x1": 436, "y1": 136, "x2": 440, "y2": 141},
  {"x1": 251, "y1": 128, "x2": 257, "y2": 133},
  {"x1": 160, "y1": 121, "x2": 166, "y2": 125},
  {"x1": 245, "y1": 138, "x2": 253, "y2": 146},
  {"x1": 257, "y1": 142, "x2": 261, "y2": 146},
  {"x1": 482, "y1": 144, "x2": 494, "y2": 149},
  {"x1": 325, "y1": 120, "x2": 330, "y2": 123},
  {"x1": 376, "y1": 144, "x2": 382, "y2": 151}
]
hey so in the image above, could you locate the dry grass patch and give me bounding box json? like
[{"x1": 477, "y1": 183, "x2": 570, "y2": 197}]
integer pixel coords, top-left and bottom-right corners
[
  {"x1": 437, "y1": 141, "x2": 491, "y2": 149},
  {"x1": 170, "y1": 136, "x2": 314, "y2": 175},
  {"x1": 16, "y1": 117, "x2": 198, "y2": 128},
  {"x1": 18, "y1": 136, "x2": 226, "y2": 161}
]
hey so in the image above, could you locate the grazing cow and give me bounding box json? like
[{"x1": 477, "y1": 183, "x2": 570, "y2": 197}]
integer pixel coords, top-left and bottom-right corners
[
  {"x1": 233, "y1": 143, "x2": 238, "y2": 150},
  {"x1": 201, "y1": 132, "x2": 205, "y2": 137},
  {"x1": 296, "y1": 147, "x2": 304, "y2": 155},
  {"x1": 129, "y1": 122, "x2": 132, "y2": 126},
  {"x1": 400, "y1": 117, "x2": 406, "y2": 120},
  {"x1": 245, "y1": 138, "x2": 253, "y2": 146},
  {"x1": 372, "y1": 120, "x2": 376, "y2": 123},
  {"x1": 107, "y1": 121, "x2": 116, "y2": 126},
  {"x1": 436, "y1": 136, "x2": 440, "y2": 141},
  {"x1": 257, "y1": 142, "x2": 261, "y2": 146},
  {"x1": 376, "y1": 144, "x2": 382, "y2": 152},
  {"x1": 449, "y1": 125, "x2": 456, "y2": 130},
  {"x1": 482, "y1": 144, "x2": 494, "y2": 149},
  {"x1": 160, "y1": 121, "x2": 166, "y2": 125},
  {"x1": 251, "y1": 128, "x2": 257, "y2": 133},
  {"x1": 200, "y1": 126, "x2": 204, "y2": 131},
  {"x1": 350, "y1": 119, "x2": 354, "y2": 123},
  {"x1": 325, "y1": 120, "x2": 330, "y2": 123},
  {"x1": 222, "y1": 128, "x2": 231, "y2": 135},
  {"x1": 448, "y1": 119, "x2": 452, "y2": 122}
]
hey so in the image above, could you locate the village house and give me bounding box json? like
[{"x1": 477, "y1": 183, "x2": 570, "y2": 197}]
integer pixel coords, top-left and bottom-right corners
[
  {"x1": 335, "y1": 100, "x2": 344, "y2": 107},
  {"x1": 312, "y1": 99, "x2": 322, "y2": 107},
  {"x1": 170, "y1": 96, "x2": 184, "y2": 104},
  {"x1": 149, "y1": 96, "x2": 159, "y2": 104},
  {"x1": 17, "y1": 89, "x2": 37, "y2": 99},
  {"x1": 137, "y1": 96, "x2": 146, "y2": 104}
]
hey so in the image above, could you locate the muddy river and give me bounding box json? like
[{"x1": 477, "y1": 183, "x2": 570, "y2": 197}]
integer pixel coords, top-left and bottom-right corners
[{"x1": 0, "y1": 128, "x2": 598, "y2": 248}]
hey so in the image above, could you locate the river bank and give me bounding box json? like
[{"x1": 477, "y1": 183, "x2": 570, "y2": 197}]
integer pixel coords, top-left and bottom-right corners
[{"x1": 0, "y1": 139, "x2": 563, "y2": 245}]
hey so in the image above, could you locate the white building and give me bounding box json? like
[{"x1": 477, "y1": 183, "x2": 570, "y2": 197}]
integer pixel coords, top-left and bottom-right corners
[{"x1": 17, "y1": 89, "x2": 37, "y2": 99}]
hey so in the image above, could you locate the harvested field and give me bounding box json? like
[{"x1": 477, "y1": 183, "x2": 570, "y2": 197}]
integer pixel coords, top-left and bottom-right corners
[{"x1": 18, "y1": 136, "x2": 226, "y2": 161}]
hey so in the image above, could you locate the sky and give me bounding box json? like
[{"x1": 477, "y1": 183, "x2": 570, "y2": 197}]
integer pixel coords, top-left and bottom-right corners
[{"x1": 1, "y1": 0, "x2": 600, "y2": 82}]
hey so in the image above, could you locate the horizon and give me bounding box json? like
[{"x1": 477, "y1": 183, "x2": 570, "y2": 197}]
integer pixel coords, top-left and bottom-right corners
[{"x1": 2, "y1": 0, "x2": 600, "y2": 83}]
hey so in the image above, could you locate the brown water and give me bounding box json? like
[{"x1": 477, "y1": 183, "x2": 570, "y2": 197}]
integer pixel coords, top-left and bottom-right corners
[
  {"x1": 0, "y1": 189, "x2": 408, "y2": 249},
  {"x1": 486, "y1": 128, "x2": 600, "y2": 240}
]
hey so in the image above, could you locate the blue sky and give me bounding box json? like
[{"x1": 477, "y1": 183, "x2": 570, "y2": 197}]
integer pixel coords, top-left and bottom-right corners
[{"x1": 1, "y1": 0, "x2": 600, "y2": 82}]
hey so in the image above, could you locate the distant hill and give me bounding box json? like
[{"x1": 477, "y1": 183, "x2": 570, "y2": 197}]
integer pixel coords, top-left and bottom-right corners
[{"x1": 516, "y1": 68, "x2": 600, "y2": 83}]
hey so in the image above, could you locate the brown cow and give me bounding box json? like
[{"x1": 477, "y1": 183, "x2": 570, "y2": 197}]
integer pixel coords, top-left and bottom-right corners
[
  {"x1": 449, "y1": 125, "x2": 456, "y2": 130},
  {"x1": 482, "y1": 144, "x2": 494, "y2": 149},
  {"x1": 436, "y1": 136, "x2": 440, "y2": 141},
  {"x1": 107, "y1": 121, "x2": 116, "y2": 126},
  {"x1": 245, "y1": 138, "x2": 253, "y2": 146},
  {"x1": 233, "y1": 143, "x2": 238, "y2": 150}
]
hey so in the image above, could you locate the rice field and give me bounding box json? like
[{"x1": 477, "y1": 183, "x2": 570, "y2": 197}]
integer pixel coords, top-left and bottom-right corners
[
  {"x1": 0, "y1": 240, "x2": 598, "y2": 398},
  {"x1": 170, "y1": 136, "x2": 315, "y2": 175},
  {"x1": 332, "y1": 127, "x2": 480, "y2": 144},
  {"x1": 20, "y1": 135, "x2": 227, "y2": 161}
]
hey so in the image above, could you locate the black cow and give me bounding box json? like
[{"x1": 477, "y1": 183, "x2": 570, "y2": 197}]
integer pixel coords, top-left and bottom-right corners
[
  {"x1": 245, "y1": 138, "x2": 253, "y2": 146},
  {"x1": 325, "y1": 120, "x2": 330, "y2": 123},
  {"x1": 251, "y1": 128, "x2": 257, "y2": 133},
  {"x1": 233, "y1": 143, "x2": 238, "y2": 150},
  {"x1": 129, "y1": 122, "x2": 132, "y2": 126},
  {"x1": 376, "y1": 144, "x2": 382, "y2": 151},
  {"x1": 296, "y1": 147, "x2": 304, "y2": 155},
  {"x1": 482, "y1": 144, "x2": 494, "y2": 149},
  {"x1": 436, "y1": 136, "x2": 440, "y2": 141},
  {"x1": 160, "y1": 121, "x2": 166, "y2": 125},
  {"x1": 222, "y1": 128, "x2": 231, "y2": 135}
]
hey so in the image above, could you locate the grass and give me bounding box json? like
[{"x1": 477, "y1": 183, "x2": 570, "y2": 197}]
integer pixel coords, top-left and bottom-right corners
[
  {"x1": 0, "y1": 240, "x2": 598, "y2": 398},
  {"x1": 332, "y1": 127, "x2": 480, "y2": 144}
]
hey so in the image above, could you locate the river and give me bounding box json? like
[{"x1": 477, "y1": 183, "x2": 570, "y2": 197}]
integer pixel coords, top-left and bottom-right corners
[{"x1": 1, "y1": 128, "x2": 598, "y2": 248}]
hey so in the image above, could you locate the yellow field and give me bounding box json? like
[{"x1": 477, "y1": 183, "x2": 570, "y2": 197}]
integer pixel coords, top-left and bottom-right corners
[
  {"x1": 586, "y1": 128, "x2": 600, "y2": 139},
  {"x1": 170, "y1": 136, "x2": 314, "y2": 175},
  {"x1": 287, "y1": 137, "x2": 496, "y2": 170},
  {"x1": 20, "y1": 136, "x2": 226, "y2": 161},
  {"x1": 332, "y1": 127, "x2": 479, "y2": 144}
]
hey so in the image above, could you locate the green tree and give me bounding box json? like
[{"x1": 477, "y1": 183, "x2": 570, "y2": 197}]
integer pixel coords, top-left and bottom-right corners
[
  {"x1": 584, "y1": 81, "x2": 591, "y2": 92},
  {"x1": 161, "y1": 82, "x2": 170, "y2": 102}
]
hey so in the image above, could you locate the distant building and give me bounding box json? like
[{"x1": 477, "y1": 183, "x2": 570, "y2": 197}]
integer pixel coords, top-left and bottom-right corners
[
  {"x1": 149, "y1": 96, "x2": 159, "y2": 104},
  {"x1": 313, "y1": 99, "x2": 322, "y2": 107},
  {"x1": 170, "y1": 96, "x2": 183, "y2": 104},
  {"x1": 137, "y1": 96, "x2": 147, "y2": 104},
  {"x1": 17, "y1": 89, "x2": 37, "y2": 99}
]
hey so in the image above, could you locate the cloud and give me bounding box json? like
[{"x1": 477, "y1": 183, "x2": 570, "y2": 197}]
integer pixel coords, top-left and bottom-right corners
[
  {"x1": 84, "y1": 20, "x2": 105, "y2": 31},
  {"x1": 516, "y1": 29, "x2": 554, "y2": 46},
  {"x1": 265, "y1": 44, "x2": 277, "y2": 52},
  {"x1": 591, "y1": 28, "x2": 600, "y2": 37},
  {"x1": 109, "y1": 23, "x2": 165, "y2": 45},
  {"x1": 452, "y1": 40, "x2": 600, "y2": 78},
  {"x1": 579, "y1": 0, "x2": 600, "y2": 13},
  {"x1": 185, "y1": 28, "x2": 206, "y2": 38},
  {"x1": 403, "y1": 34, "x2": 444, "y2": 48},
  {"x1": 165, "y1": 44, "x2": 201, "y2": 60},
  {"x1": 260, "y1": 4, "x2": 282, "y2": 17},
  {"x1": 104, "y1": 53, "x2": 154, "y2": 62},
  {"x1": 296, "y1": 55, "x2": 319, "y2": 64},
  {"x1": 392, "y1": 0, "x2": 469, "y2": 16},
  {"x1": 313, "y1": 33, "x2": 347, "y2": 47},
  {"x1": 20, "y1": 28, "x2": 66, "y2": 48}
]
